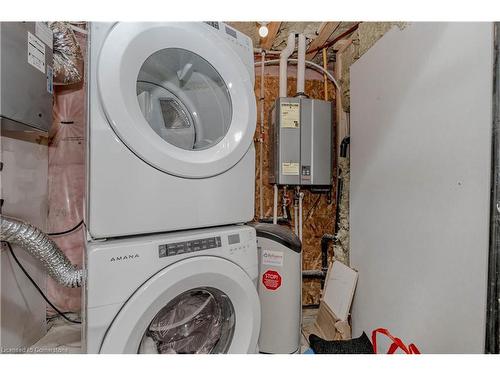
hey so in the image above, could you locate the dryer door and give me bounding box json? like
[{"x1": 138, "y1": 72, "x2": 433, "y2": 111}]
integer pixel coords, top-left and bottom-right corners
[
  {"x1": 99, "y1": 256, "x2": 260, "y2": 353},
  {"x1": 97, "y1": 22, "x2": 256, "y2": 178}
]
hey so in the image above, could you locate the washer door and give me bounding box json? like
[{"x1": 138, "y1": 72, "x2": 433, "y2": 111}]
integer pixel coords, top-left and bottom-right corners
[
  {"x1": 100, "y1": 256, "x2": 260, "y2": 353},
  {"x1": 98, "y1": 22, "x2": 256, "y2": 178}
]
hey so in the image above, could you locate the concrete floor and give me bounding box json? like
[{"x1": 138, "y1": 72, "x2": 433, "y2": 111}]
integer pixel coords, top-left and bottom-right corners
[
  {"x1": 31, "y1": 315, "x2": 81, "y2": 354},
  {"x1": 300, "y1": 308, "x2": 318, "y2": 353},
  {"x1": 31, "y1": 308, "x2": 319, "y2": 354}
]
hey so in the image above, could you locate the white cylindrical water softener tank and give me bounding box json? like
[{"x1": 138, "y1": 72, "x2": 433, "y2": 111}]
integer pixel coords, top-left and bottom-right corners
[{"x1": 254, "y1": 223, "x2": 302, "y2": 354}]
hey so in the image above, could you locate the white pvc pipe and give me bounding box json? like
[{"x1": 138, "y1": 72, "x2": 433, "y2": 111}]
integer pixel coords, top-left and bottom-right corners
[
  {"x1": 298, "y1": 190, "x2": 304, "y2": 242},
  {"x1": 294, "y1": 202, "x2": 299, "y2": 235},
  {"x1": 297, "y1": 34, "x2": 306, "y2": 95},
  {"x1": 273, "y1": 184, "x2": 278, "y2": 225},
  {"x1": 255, "y1": 58, "x2": 340, "y2": 91},
  {"x1": 279, "y1": 33, "x2": 296, "y2": 98},
  {"x1": 259, "y1": 51, "x2": 265, "y2": 220}
]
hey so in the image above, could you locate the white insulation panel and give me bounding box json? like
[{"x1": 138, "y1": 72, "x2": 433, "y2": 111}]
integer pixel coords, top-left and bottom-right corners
[{"x1": 350, "y1": 23, "x2": 493, "y2": 353}]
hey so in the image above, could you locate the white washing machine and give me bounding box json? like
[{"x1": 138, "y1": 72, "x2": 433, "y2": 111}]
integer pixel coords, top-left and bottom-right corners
[
  {"x1": 84, "y1": 225, "x2": 260, "y2": 353},
  {"x1": 86, "y1": 22, "x2": 257, "y2": 239}
]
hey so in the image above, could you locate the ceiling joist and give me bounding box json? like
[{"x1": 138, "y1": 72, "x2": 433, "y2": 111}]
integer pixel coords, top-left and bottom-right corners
[
  {"x1": 306, "y1": 22, "x2": 341, "y2": 60},
  {"x1": 260, "y1": 22, "x2": 281, "y2": 51}
]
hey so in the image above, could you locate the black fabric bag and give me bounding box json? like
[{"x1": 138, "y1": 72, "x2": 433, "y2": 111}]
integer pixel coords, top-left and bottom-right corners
[{"x1": 309, "y1": 332, "x2": 375, "y2": 354}]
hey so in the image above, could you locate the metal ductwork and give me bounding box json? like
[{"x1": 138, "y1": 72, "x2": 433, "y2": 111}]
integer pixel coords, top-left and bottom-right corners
[{"x1": 0, "y1": 214, "x2": 84, "y2": 288}]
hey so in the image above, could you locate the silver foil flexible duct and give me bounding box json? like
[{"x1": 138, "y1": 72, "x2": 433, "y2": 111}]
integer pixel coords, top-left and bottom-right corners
[
  {"x1": 0, "y1": 214, "x2": 83, "y2": 288},
  {"x1": 49, "y1": 21, "x2": 84, "y2": 85}
]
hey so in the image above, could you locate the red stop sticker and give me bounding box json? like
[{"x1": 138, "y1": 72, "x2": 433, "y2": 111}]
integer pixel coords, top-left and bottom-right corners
[{"x1": 262, "y1": 270, "x2": 282, "y2": 291}]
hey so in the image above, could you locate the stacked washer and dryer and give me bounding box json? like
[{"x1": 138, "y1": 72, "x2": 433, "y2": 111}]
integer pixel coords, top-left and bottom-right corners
[{"x1": 84, "y1": 22, "x2": 260, "y2": 354}]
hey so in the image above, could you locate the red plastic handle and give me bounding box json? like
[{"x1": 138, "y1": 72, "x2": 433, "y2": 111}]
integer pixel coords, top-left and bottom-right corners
[{"x1": 372, "y1": 328, "x2": 421, "y2": 354}]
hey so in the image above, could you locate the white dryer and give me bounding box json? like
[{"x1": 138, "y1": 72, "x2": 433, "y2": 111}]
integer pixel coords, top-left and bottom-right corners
[
  {"x1": 84, "y1": 225, "x2": 260, "y2": 353},
  {"x1": 86, "y1": 22, "x2": 256, "y2": 239}
]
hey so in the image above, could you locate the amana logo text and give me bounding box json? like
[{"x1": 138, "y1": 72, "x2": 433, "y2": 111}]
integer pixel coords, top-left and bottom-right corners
[{"x1": 110, "y1": 254, "x2": 140, "y2": 262}]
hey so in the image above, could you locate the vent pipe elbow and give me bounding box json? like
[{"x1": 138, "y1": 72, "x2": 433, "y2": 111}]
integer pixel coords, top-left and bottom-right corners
[
  {"x1": 279, "y1": 33, "x2": 296, "y2": 98},
  {"x1": 0, "y1": 214, "x2": 84, "y2": 288}
]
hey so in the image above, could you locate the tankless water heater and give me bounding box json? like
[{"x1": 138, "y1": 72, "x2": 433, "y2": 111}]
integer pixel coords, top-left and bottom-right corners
[{"x1": 269, "y1": 97, "x2": 333, "y2": 186}]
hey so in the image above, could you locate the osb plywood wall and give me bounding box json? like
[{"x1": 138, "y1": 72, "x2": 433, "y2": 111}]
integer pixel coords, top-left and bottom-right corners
[{"x1": 254, "y1": 74, "x2": 336, "y2": 305}]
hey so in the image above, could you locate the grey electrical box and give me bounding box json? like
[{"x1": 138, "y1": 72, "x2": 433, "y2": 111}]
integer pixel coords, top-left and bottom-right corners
[
  {"x1": 0, "y1": 22, "x2": 53, "y2": 133},
  {"x1": 269, "y1": 97, "x2": 333, "y2": 186}
]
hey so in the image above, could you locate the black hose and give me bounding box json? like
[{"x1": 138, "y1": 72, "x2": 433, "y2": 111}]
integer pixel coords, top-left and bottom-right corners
[
  {"x1": 302, "y1": 234, "x2": 335, "y2": 289},
  {"x1": 340, "y1": 136, "x2": 350, "y2": 158},
  {"x1": 47, "y1": 220, "x2": 84, "y2": 237},
  {"x1": 335, "y1": 136, "x2": 350, "y2": 235},
  {"x1": 285, "y1": 205, "x2": 292, "y2": 222},
  {"x1": 258, "y1": 217, "x2": 291, "y2": 225},
  {"x1": 2, "y1": 241, "x2": 81, "y2": 324},
  {"x1": 321, "y1": 234, "x2": 335, "y2": 273}
]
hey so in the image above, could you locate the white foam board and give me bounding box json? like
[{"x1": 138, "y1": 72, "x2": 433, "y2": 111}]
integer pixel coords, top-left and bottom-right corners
[{"x1": 322, "y1": 261, "x2": 358, "y2": 322}]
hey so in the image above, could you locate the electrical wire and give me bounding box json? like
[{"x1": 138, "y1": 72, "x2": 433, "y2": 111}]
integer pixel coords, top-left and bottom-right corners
[
  {"x1": 2, "y1": 241, "x2": 81, "y2": 324},
  {"x1": 47, "y1": 220, "x2": 84, "y2": 237}
]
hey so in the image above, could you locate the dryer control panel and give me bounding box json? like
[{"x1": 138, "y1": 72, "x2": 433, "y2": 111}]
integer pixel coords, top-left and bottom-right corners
[{"x1": 203, "y1": 21, "x2": 254, "y2": 84}]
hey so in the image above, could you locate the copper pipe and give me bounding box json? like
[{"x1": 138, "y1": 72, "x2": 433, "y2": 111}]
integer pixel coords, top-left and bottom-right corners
[{"x1": 322, "y1": 48, "x2": 328, "y2": 101}]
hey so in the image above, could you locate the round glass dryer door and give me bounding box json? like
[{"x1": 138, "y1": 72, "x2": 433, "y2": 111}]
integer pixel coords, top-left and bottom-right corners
[
  {"x1": 137, "y1": 48, "x2": 232, "y2": 151},
  {"x1": 97, "y1": 23, "x2": 256, "y2": 178}
]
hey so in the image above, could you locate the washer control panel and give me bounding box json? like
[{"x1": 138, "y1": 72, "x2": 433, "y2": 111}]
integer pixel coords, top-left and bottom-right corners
[
  {"x1": 159, "y1": 236, "x2": 222, "y2": 258},
  {"x1": 228, "y1": 231, "x2": 254, "y2": 255}
]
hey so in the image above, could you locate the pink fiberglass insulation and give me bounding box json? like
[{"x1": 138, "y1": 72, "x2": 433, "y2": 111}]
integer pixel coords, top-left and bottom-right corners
[{"x1": 47, "y1": 25, "x2": 87, "y2": 313}]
